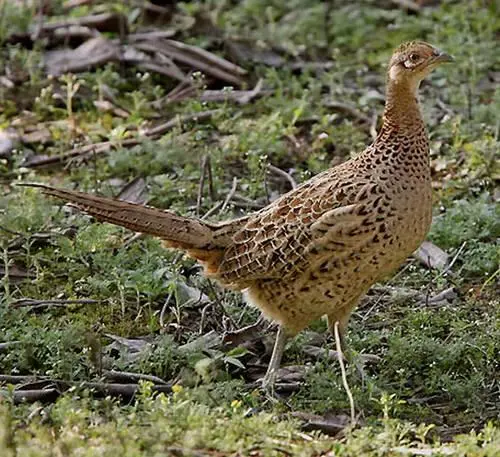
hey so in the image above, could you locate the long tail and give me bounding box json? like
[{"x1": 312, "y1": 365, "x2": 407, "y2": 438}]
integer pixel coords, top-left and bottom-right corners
[{"x1": 20, "y1": 183, "x2": 224, "y2": 250}]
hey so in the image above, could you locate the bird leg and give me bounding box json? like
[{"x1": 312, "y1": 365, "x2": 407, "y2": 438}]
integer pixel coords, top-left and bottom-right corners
[
  {"x1": 327, "y1": 313, "x2": 379, "y2": 383},
  {"x1": 327, "y1": 312, "x2": 350, "y2": 355},
  {"x1": 261, "y1": 325, "x2": 288, "y2": 393},
  {"x1": 327, "y1": 312, "x2": 363, "y2": 378}
]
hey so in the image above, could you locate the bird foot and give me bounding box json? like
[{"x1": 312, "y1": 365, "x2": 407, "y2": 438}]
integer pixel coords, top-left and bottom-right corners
[
  {"x1": 256, "y1": 371, "x2": 280, "y2": 402},
  {"x1": 258, "y1": 364, "x2": 307, "y2": 398},
  {"x1": 260, "y1": 366, "x2": 278, "y2": 392}
]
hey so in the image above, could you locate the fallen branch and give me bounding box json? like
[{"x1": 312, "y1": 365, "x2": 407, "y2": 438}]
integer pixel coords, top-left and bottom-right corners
[
  {"x1": 0, "y1": 263, "x2": 35, "y2": 281},
  {"x1": 143, "y1": 109, "x2": 222, "y2": 137},
  {"x1": 45, "y1": 36, "x2": 122, "y2": 76},
  {"x1": 418, "y1": 287, "x2": 458, "y2": 307},
  {"x1": 0, "y1": 374, "x2": 40, "y2": 384},
  {"x1": 24, "y1": 109, "x2": 220, "y2": 169},
  {"x1": 158, "y1": 39, "x2": 247, "y2": 86},
  {"x1": 292, "y1": 411, "x2": 351, "y2": 436},
  {"x1": 24, "y1": 139, "x2": 140, "y2": 169},
  {"x1": 8, "y1": 388, "x2": 60, "y2": 404},
  {"x1": 325, "y1": 100, "x2": 372, "y2": 125},
  {"x1": 8, "y1": 12, "x2": 128, "y2": 46},
  {"x1": 199, "y1": 78, "x2": 265, "y2": 105},
  {"x1": 123, "y1": 46, "x2": 188, "y2": 83},
  {"x1": 102, "y1": 370, "x2": 169, "y2": 385},
  {"x1": 0, "y1": 379, "x2": 172, "y2": 404},
  {"x1": 10, "y1": 298, "x2": 100, "y2": 309},
  {"x1": 231, "y1": 193, "x2": 266, "y2": 209},
  {"x1": 80, "y1": 382, "x2": 171, "y2": 398}
]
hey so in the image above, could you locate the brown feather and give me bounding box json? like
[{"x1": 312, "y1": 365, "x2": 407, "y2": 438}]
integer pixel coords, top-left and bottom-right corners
[{"x1": 20, "y1": 184, "x2": 225, "y2": 251}]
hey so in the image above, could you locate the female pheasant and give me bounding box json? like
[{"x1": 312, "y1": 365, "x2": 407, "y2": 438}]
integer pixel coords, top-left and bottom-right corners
[{"x1": 24, "y1": 41, "x2": 453, "y2": 389}]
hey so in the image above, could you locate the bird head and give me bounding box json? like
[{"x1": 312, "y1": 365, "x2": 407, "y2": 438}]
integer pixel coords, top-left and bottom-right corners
[{"x1": 388, "y1": 41, "x2": 454, "y2": 91}]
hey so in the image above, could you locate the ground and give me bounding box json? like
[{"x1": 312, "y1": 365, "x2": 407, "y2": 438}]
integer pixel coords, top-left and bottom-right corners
[{"x1": 0, "y1": 1, "x2": 499, "y2": 456}]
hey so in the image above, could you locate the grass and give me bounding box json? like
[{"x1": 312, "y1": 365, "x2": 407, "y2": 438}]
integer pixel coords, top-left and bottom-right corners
[{"x1": 0, "y1": 0, "x2": 499, "y2": 455}]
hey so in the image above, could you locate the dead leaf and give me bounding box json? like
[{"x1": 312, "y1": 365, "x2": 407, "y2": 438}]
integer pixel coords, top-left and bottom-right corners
[
  {"x1": 178, "y1": 330, "x2": 222, "y2": 354},
  {"x1": 292, "y1": 411, "x2": 353, "y2": 435},
  {"x1": 116, "y1": 177, "x2": 148, "y2": 205},
  {"x1": 23, "y1": 138, "x2": 140, "y2": 169},
  {"x1": 51, "y1": 25, "x2": 97, "y2": 44},
  {"x1": 414, "y1": 241, "x2": 449, "y2": 270},
  {"x1": 93, "y1": 100, "x2": 130, "y2": 118},
  {"x1": 8, "y1": 12, "x2": 128, "y2": 46},
  {"x1": 0, "y1": 263, "x2": 35, "y2": 282},
  {"x1": 175, "y1": 282, "x2": 210, "y2": 307},
  {"x1": 44, "y1": 36, "x2": 121, "y2": 76},
  {"x1": 102, "y1": 369, "x2": 168, "y2": 385},
  {"x1": 133, "y1": 39, "x2": 246, "y2": 86},
  {"x1": 45, "y1": 12, "x2": 128, "y2": 34},
  {"x1": 21, "y1": 127, "x2": 52, "y2": 145},
  {"x1": 104, "y1": 334, "x2": 151, "y2": 353},
  {"x1": 127, "y1": 30, "x2": 177, "y2": 42},
  {"x1": 200, "y1": 79, "x2": 265, "y2": 105},
  {"x1": 275, "y1": 365, "x2": 308, "y2": 383},
  {"x1": 225, "y1": 40, "x2": 285, "y2": 67},
  {"x1": 122, "y1": 45, "x2": 188, "y2": 82},
  {"x1": 0, "y1": 129, "x2": 19, "y2": 158},
  {"x1": 418, "y1": 287, "x2": 459, "y2": 306},
  {"x1": 0, "y1": 76, "x2": 15, "y2": 89}
]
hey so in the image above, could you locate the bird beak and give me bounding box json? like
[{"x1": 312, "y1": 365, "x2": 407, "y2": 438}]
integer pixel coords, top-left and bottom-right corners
[{"x1": 434, "y1": 50, "x2": 454, "y2": 64}]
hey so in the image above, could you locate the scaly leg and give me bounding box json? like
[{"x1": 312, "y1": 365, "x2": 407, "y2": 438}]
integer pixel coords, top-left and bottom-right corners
[
  {"x1": 261, "y1": 325, "x2": 288, "y2": 393},
  {"x1": 327, "y1": 311, "x2": 351, "y2": 356},
  {"x1": 327, "y1": 311, "x2": 379, "y2": 382},
  {"x1": 327, "y1": 311, "x2": 363, "y2": 377}
]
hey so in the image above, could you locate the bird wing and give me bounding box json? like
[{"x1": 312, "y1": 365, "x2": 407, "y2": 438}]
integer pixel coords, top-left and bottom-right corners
[{"x1": 216, "y1": 170, "x2": 378, "y2": 286}]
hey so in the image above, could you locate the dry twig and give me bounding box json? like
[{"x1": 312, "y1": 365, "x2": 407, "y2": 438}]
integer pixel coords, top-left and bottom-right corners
[
  {"x1": 102, "y1": 370, "x2": 169, "y2": 385},
  {"x1": 267, "y1": 164, "x2": 297, "y2": 190},
  {"x1": 10, "y1": 298, "x2": 99, "y2": 309},
  {"x1": 197, "y1": 155, "x2": 209, "y2": 216},
  {"x1": 143, "y1": 109, "x2": 221, "y2": 138},
  {"x1": 221, "y1": 177, "x2": 238, "y2": 213}
]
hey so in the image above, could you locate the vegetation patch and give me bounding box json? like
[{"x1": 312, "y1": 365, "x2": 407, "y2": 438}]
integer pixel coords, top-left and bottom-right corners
[{"x1": 0, "y1": 0, "x2": 498, "y2": 454}]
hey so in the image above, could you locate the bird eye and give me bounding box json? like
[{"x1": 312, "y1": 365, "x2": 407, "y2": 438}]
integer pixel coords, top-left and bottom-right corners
[{"x1": 409, "y1": 53, "x2": 419, "y2": 62}]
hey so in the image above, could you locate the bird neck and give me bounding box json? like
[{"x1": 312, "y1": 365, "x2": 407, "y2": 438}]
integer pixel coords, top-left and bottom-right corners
[{"x1": 380, "y1": 77, "x2": 424, "y2": 134}]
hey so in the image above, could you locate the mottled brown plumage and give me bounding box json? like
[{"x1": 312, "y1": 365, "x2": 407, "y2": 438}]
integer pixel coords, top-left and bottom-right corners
[{"x1": 23, "y1": 41, "x2": 453, "y2": 389}]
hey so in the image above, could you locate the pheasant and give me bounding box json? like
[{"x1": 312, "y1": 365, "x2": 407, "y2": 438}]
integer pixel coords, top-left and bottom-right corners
[{"x1": 22, "y1": 41, "x2": 453, "y2": 389}]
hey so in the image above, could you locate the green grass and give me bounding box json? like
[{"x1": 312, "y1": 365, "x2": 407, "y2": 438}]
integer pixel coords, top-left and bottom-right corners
[{"x1": 0, "y1": 0, "x2": 499, "y2": 455}]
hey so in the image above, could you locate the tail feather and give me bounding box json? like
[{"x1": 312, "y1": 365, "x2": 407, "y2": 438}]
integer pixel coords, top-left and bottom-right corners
[{"x1": 20, "y1": 183, "x2": 222, "y2": 250}]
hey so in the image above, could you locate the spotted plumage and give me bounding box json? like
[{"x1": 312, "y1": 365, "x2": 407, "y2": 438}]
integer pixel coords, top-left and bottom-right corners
[{"x1": 23, "y1": 41, "x2": 453, "y2": 389}]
